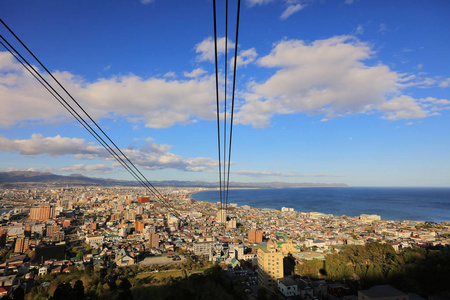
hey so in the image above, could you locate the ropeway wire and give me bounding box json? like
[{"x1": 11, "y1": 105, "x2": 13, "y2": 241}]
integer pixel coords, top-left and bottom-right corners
[
  {"x1": 0, "y1": 20, "x2": 181, "y2": 219},
  {"x1": 212, "y1": 0, "x2": 241, "y2": 227},
  {"x1": 225, "y1": 0, "x2": 241, "y2": 214},
  {"x1": 212, "y1": 0, "x2": 224, "y2": 213},
  {"x1": 0, "y1": 36, "x2": 180, "y2": 218}
]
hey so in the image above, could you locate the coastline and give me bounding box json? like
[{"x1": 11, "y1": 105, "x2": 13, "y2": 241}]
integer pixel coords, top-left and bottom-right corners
[{"x1": 189, "y1": 186, "x2": 450, "y2": 223}]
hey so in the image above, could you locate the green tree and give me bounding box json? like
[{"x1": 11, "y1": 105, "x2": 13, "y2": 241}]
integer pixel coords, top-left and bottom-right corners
[
  {"x1": 118, "y1": 278, "x2": 132, "y2": 300},
  {"x1": 51, "y1": 282, "x2": 74, "y2": 300},
  {"x1": 11, "y1": 285, "x2": 25, "y2": 300},
  {"x1": 73, "y1": 280, "x2": 85, "y2": 300}
]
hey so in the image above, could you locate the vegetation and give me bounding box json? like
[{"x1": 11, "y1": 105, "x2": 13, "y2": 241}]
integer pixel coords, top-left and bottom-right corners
[
  {"x1": 294, "y1": 242, "x2": 450, "y2": 297},
  {"x1": 25, "y1": 256, "x2": 236, "y2": 300}
]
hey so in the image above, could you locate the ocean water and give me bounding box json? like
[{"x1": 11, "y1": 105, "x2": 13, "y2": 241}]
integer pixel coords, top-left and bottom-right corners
[{"x1": 191, "y1": 187, "x2": 450, "y2": 223}]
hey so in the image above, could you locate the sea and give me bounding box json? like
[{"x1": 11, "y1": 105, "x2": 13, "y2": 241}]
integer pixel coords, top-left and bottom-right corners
[{"x1": 191, "y1": 187, "x2": 450, "y2": 223}]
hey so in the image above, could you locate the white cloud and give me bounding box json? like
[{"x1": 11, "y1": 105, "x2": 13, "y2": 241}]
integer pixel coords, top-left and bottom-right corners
[
  {"x1": 195, "y1": 37, "x2": 235, "y2": 63},
  {"x1": 280, "y1": 4, "x2": 304, "y2": 19},
  {"x1": 439, "y1": 78, "x2": 450, "y2": 88},
  {"x1": 236, "y1": 36, "x2": 400, "y2": 127},
  {"x1": 378, "y1": 23, "x2": 387, "y2": 34},
  {"x1": 140, "y1": 0, "x2": 155, "y2": 4},
  {"x1": 233, "y1": 36, "x2": 450, "y2": 126},
  {"x1": 0, "y1": 134, "x2": 219, "y2": 172},
  {"x1": 163, "y1": 71, "x2": 176, "y2": 78},
  {"x1": 59, "y1": 164, "x2": 115, "y2": 174},
  {"x1": 230, "y1": 48, "x2": 258, "y2": 68},
  {"x1": 380, "y1": 96, "x2": 428, "y2": 120},
  {"x1": 184, "y1": 68, "x2": 207, "y2": 78},
  {"x1": 0, "y1": 134, "x2": 102, "y2": 156},
  {"x1": 246, "y1": 0, "x2": 274, "y2": 7},
  {"x1": 0, "y1": 51, "x2": 216, "y2": 128},
  {"x1": 355, "y1": 25, "x2": 364, "y2": 35}
]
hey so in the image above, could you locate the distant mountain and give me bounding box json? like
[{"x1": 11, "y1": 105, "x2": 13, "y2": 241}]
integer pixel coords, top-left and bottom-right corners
[
  {"x1": 0, "y1": 171, "x2": 348, "y2": 188},
  {"x1": 0, "y1": 171, "x2": 131, "y2": 186}
]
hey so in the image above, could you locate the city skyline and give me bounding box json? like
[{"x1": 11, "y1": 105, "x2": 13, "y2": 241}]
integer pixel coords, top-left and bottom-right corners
[{"x1": 1, "y1": 0, "x2": 449, "y2": 187}]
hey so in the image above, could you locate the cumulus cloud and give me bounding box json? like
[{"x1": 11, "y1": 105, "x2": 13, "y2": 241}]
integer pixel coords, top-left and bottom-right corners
[
  {"x1": 355, "y1": 25, "x2": 364, "y2": 35},
  {"x1": 235, "y1": 36, "x2": 400, "y2": 127},
  {"x1": 0, "y1": 51, "x2": 216, "y2": 128},
  {"x1": 59, "y1": 164, "x2": 115, "y2": 174},
  {"x1": 246, "y1": 0, "x2": 305, "y2": 19},
  {"x1": 378, "y1": 23, "x2": 387, "y2": 34},
  {"x1": 195, "y1": 37, "x2": 235, "y2": 62},
  {"x1": 380, "y1": 96, "x2": 450, "y2": 120},
  {"x1": 233, "y1": 36, "x2": 450, "y2": 127},
  {"x1": 439, "y1": 78, "x2": 450, "y2": 88},
  {"x1": 246, "y1": 0, "x2": 274, "y2": 7},
  {"x1": 230, "y1": 48, "x2": 258, "y2": 68},
  {"x1": 0, "y1": 134, "x2": 219, "y2": 172},
  {"x1": 184, "y1": 68, "x2": 207, "y2": 78},
  {"x1": 280, "y1": 4, "x2": 304, "y2": 19},
  {"x1": 0, "y1": 134, "x2": 102, "y2": 156},
  {"x1": 380, "y1": 96, "x2": 428, "y2": 120}
]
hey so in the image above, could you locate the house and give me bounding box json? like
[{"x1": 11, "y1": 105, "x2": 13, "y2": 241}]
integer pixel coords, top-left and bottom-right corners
[
  {"x1": 297, "y1": 278, "x2": 314, "y2": 299},
  {"x1": 278, "y1": 277, "x2": 299, "y2": 297},
  {"x1": 0, "y1": 287, "x2": 8, "y2": 298},
  {"x1": 0, "y1": 275, "x2": 16, "y2": 288},
  {"x1": 115, "y1": 255, "x2": 134, "y2": 267},
  {"x1": 38, "y1": 266, "x2": 48, "y2": 276},
  {"x1": 85, "y1": 235, "x2": 104, "y2": 246},
  {"x1": 50, "y1": 266, "x2": 61, "y2": 275},
  {"x1": 230, "y1": 257, "x2": 240, "y2": 268},
  {"x1": 328, "y1": 282, "x2": 350, "y2": 298},
  {"x1": 358, "y1": 285, "x2": 408, "y2": 300}
]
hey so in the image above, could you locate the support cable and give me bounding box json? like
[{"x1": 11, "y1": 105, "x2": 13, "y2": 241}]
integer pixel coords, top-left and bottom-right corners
[
  {"x1": 0, "y1": 19, "x2": 175, "y2": 217},
  {"x1": 225, "y1": 0, "x2": 241, "y2": 212},
  {"x1": 0, "y1": 22, "x2": 181, "y2": 218},
  {"x1": 212, "y1": 0, "x2": 223, "y2": 212},
  {"x1": 223, "y1": 0, "x2": 228, "y2": 217}
]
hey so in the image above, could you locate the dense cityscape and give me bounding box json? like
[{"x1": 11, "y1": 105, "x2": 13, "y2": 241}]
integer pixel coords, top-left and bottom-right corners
[{"x1": 0, "y1": 184, "x2": 449, "y2": 299}]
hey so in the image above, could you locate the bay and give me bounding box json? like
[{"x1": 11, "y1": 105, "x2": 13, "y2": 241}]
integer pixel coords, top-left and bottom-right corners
[{"x1": 191, "y1": 187, "x2": 450, "y2": 223}]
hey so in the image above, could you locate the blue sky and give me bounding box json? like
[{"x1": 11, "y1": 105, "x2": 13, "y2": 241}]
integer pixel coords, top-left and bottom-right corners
[{"x1": 0, "y1": 0, "x2": 449, "y2": 187}]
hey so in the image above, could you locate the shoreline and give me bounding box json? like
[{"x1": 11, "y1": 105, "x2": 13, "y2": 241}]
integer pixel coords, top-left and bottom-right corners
[{"x1": 189, "y1": 187, "x2": 450, "y2": 224}]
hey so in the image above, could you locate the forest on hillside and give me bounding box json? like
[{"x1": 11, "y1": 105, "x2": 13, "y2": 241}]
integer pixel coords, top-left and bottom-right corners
[{"x1": 294, "y1": 242, "x2": 450, "y2": 297}]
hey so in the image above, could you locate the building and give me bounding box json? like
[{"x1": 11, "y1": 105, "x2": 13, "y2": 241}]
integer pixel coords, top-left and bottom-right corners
[
  {"x1": 226, "y1": 219, "x2": 237, "y2": 229},
  {"x1": 29, "y1": 205, "x2": 55, "y2": 221},
  {"x1": 148, "y1": 232, "x2": 159, "y2": 248},
  {"x1": 52, "y1": 231, "x2": 65, "y2": 242},
  {"x1": 193, "y1": 241, "x2": 214, "y2": 256},
  {"x1": 278, "y1": 277, "x2": 299, "y2": 297},
  {"x1": 358, "y1": 285, "x2": 409, "y2": 300},
  {"x1": 85, "y1": 235, "x2": 104, "y2": 246},
  {"x1": 0, "y1": 229, "x2": 7, "y2": 247},
  {"x1": 216, "y1": 209, "x2": 227, "y2": 223},
  {"x1": 360, "y1": 214, "x2": 381, "y2": 222},
  {"x1": 46, "y1": 225, "x2": 61, "y2": 237},
  {"x1": 135, "y1": 220, "x2": 145, "y2": 233},
  {"x1": 14, "y1": 237, "x2": 30, "y2": 253},
  {"x1": 136, "y1": 206, "x2": 144, "y2": 215},
  {"x1": 257, "y1": 240, "x2": 284, "y2": 289},
  {"x1": 248, "y1": 229, "x2": 263, "y2": 244},
  {"x1": 281, "y1": 207, "x2": 294, "y2": 212},
  {"x1": 24, "y1": 224, "x2": 32, "y2": 237},
  {"x1": 138, "y1": 196, "x2": 150, "y2": 203}
]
